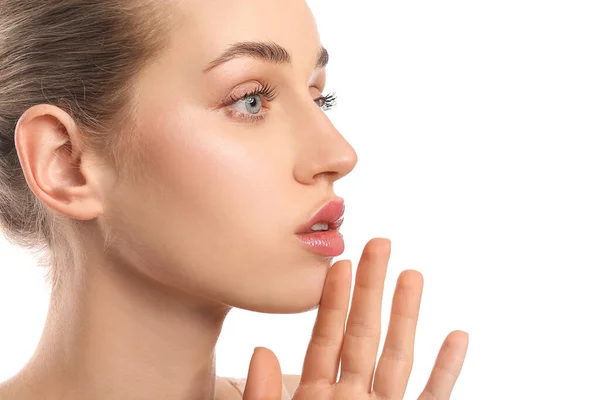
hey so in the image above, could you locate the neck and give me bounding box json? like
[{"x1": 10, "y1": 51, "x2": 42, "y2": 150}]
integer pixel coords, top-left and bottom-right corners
[{"x1": 20, "y1": 252, "x2": 231, "y2": 400}]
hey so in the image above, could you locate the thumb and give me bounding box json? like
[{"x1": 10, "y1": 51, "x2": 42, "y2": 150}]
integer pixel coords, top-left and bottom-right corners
[{"x1": 242, "y1": 346, "x2": 282, "y2": 400}]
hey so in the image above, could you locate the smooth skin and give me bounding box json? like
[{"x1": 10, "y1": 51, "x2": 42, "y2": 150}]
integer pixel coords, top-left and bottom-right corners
[
  {"x1": 0, "y1": 0, "x2": 467, "y2": 398},
  {"x1": 244, "y1": 239, "x2": 468, "y2": 399}
]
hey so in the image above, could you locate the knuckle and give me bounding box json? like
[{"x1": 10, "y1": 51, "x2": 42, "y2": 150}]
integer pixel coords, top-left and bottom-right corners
[
  {"x1": 381, "y1": 346, "x2": 414, "y2": 367},
  {"x1": 310, "y1": 330, "x2": 338, "y2": 348},
  {"x1": 433, "y1": 363, "x2": 460, "y2": 380},
  {"x1": 389, "y1": 307, "x2": 418, "y2": 322},
  {"x1": 419, "y1": 391, "x2": 439, "y2": 400},
  {"x1": 345, "y1": 319, "x2": 379, "y2": 339}
]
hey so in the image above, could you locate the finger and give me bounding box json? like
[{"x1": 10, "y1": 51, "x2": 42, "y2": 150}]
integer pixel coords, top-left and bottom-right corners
[
  {"x1": 300, "y1": 259, "x2": 352, "y2": 384},
  {"x1": 243, "y1": 347, "x2": 282, "y2": 400},
  {"x1": 339, "y1": 238, "x2": 390, "y2": 390},
  {"x1": 372, "y1": 269, "x2": 423, "y2": 399},
  {"x1": 417, "y1": 330, "x2": 469, "y2": 400}
]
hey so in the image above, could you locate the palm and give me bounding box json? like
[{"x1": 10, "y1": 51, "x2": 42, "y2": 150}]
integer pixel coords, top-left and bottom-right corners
[{"x1": 244, "y1": 238, "x2": 468, "y2": 400}]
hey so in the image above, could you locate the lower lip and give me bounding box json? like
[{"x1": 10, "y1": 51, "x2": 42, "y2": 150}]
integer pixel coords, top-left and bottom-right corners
[{"x1": 296, "y1": 229, "x2": 345, "y2": 257}]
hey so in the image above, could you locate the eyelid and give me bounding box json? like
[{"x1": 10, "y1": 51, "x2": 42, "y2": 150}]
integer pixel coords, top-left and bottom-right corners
[
  {"x1": 221, "y1": 80, "x2": 278, "y2": 106},
  {"x1": 309, "y1": 84, "x2": 325, "y2": 95}
]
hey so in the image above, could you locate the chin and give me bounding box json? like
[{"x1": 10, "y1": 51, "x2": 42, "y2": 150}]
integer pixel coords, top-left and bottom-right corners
[
  {"x1": 238, "y1": 258, "x2": 332, "y2": 314},
  {"x1": 245, "y1": 296, "x2": 322, "y2": 315}
]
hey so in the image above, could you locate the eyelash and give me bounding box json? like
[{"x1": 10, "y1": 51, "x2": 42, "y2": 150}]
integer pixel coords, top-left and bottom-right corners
[
  {"x1": 316, "y1": 92, "x2": 338, "y2": 111},
  {"x1": 223, "y1": 84, "x2": 338, "y2": 123}
]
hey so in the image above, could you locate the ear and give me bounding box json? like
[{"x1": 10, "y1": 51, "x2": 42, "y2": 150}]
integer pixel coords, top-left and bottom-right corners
[{"x1": 14, "y1": 104, "x2": 107, "y2": 221}]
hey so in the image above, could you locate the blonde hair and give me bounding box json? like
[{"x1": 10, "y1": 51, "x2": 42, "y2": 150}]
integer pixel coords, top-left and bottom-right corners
[{"x1": 0, "y1": 0, "x2": 177, "y2": 289}]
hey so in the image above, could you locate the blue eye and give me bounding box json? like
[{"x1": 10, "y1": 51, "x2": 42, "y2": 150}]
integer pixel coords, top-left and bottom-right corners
[{"x1": 232, "y1": 94, "x2": 263, "y2": 115}]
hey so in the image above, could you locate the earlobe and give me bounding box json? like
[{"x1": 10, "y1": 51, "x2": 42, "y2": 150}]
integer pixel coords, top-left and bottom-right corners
[{"x1": 14, "y1": 104, "x2": 105, "y2": 221}]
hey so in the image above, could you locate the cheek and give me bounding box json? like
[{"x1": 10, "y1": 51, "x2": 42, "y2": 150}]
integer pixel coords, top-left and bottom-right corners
[
  {"x1": 110, "y1": 107, "x2": 323, "y2": 305},
  {"x1": 139, "y1": 115, "x2": 296, "y2": 257},
  {"x1": 150, "y1": 127, "x2": 279, "y2": 220}
]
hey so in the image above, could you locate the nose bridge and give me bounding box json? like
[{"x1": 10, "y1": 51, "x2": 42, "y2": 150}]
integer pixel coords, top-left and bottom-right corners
[{"x1": 291, "y1": 96, "x2": 358, "y2": 185}]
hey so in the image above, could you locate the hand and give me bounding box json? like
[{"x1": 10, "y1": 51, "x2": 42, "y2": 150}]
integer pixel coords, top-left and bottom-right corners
[{"x1": 243, "y1": 238, "x2": 469, "y2": 399}]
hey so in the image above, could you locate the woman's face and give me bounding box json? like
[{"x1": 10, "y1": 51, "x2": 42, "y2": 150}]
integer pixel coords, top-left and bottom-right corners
[{"x1": 104, "y1": 0, "x2": 357, "y2": 313}]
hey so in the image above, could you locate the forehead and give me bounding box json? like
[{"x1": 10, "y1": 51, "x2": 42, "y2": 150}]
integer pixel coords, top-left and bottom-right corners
[{"x1": 173, "y1": 0, "x2": 321, "y2": 66}]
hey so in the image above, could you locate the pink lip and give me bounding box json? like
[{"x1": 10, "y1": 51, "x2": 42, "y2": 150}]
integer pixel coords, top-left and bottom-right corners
[
  {"x1": 296, "y1": 198, "x2": 345, "y2": 234},
  {"x1": 295, "y1": 198, "x2": 345, "y2": 257}
]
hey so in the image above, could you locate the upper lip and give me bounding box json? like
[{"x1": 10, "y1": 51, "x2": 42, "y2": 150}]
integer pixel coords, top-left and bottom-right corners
[{"x1": 296, "y1": 198, "x2": 345, "y2": 234}]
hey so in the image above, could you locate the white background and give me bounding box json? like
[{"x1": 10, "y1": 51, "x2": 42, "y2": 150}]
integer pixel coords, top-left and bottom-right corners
[{"x1": 1, "y1": 1, "x2": 599, "y2": 399}]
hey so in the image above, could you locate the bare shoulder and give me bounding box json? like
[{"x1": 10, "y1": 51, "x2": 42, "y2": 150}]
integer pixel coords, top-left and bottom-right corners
[
  {"x1": 0, "y1": 376, "x2": 30, "y2": 400},
  {"x1": 282, "y1": 374, "x2": 302, "y2": 394},
  {"x1": 215, "y1": 376, "x2": 245, "y2": 399},
  {"x1": 216, "y1": 374, "x2": 301, "y2": 399}
]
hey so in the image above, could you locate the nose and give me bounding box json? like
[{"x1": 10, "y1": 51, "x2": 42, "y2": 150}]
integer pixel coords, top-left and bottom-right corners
[{"x1": 293, "y1": 103, "x2": 358, "y2": 186}]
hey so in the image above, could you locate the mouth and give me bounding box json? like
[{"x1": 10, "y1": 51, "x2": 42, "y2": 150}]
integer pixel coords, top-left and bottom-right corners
[
  {"x1": 295, "y1": 198, "x2": 345, "y2": 234},
  {"x1": 295, "y1": 198, "x2": 345, "y2": 257}
]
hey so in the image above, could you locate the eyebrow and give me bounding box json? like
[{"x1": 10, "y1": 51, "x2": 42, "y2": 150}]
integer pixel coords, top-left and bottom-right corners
[{"x1": 203, "y1": 41, "x2": 329, "y2": 72}]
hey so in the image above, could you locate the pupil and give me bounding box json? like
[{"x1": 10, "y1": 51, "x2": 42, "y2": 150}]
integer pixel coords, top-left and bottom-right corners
[{"x1": 245, "y1": 95, "x2": 261, "y2": 114}]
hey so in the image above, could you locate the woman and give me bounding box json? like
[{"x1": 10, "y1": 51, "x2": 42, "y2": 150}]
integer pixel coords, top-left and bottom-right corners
[{"x1": 0, "y1": 0, "x2": 468, "y2": 398}]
